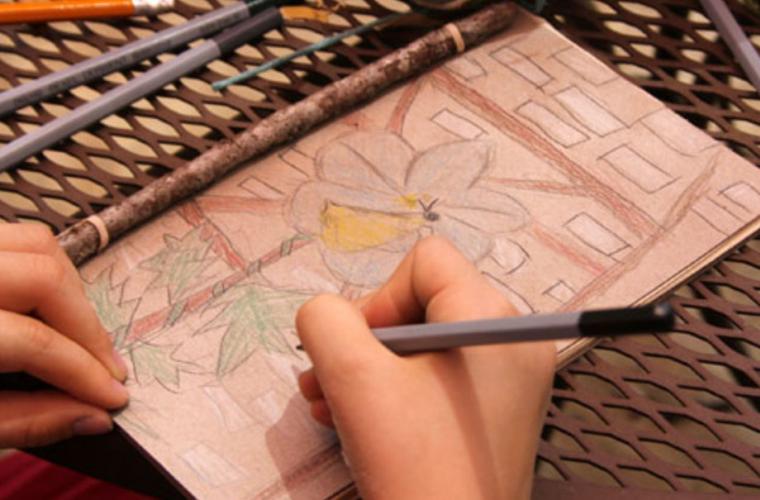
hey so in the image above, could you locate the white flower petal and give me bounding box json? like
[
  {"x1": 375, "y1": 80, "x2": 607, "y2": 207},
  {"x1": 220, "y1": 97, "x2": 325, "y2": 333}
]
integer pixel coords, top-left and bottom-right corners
[
  {"x1": 322, "y1": 245, "x2": 410, "y2": 287},
  {"x1": 317, "y1": 132, "x2": 412, "y2": 193},
  {"x1": 406, "y1": 141, "x2": 491, "y2": 195},
  {"x1": 289, "y1": 182, "x2": 408, "y2": 236},
  {"x1": 442, "y1": 188, "x2": 528, "y2": 233},
  {"x1": 434, "y1": 216, "x2": 492, "y2": 263},
  {"x1": 491, "y1": 237, "x2": 528, "y2": 273}
]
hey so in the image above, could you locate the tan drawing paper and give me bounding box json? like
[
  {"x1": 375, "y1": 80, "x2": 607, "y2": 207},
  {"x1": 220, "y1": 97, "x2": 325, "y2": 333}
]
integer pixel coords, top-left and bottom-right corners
[{"x1": 80, "y1": 9, "x2": 760, "y2": 499}]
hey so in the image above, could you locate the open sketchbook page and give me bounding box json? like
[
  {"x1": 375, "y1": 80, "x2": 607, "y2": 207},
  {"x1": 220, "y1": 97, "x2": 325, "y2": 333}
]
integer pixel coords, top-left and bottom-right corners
[{"x1": 80, "y1": 8, "x2": 760, "y2": 499}]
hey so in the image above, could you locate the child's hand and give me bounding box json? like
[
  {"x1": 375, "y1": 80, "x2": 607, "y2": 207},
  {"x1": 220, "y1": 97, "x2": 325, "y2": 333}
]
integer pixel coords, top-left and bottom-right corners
[
  {"x1": 297, "y1": 236, "x2": 556, "y2": 499},
  {"x1": 0, "y1": 224, "x2": 128, "y2": 448}
]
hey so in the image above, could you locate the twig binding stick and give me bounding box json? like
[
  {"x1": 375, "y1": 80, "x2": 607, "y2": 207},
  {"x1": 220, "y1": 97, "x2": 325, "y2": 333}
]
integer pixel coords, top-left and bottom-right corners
[{"x1": 57, "y1": 1, "x2": 519, "y2": 265}]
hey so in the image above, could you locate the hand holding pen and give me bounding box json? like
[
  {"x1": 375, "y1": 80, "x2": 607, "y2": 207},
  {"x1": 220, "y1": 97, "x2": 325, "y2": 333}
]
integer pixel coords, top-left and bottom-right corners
[{"x1": 297, "y1": 236, "x2": 557, "y2": 499}]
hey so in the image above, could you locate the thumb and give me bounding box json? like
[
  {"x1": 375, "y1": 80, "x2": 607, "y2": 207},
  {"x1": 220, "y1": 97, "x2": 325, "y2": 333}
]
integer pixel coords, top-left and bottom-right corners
[
  {"x1": 0, "y1": 391, "x2": 113, "y2": 448},
  {"x1": 296, "y1": 294, "x2": 394, "y2": 393}
]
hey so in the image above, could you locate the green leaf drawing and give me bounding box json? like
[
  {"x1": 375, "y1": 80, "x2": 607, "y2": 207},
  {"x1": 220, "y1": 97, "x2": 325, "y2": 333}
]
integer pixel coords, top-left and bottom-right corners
[
  {"x1": 141, "y1": 227, "x2": 217, "y2": 301},
  {"x1": 129, "y1": 342, "x2": 200, "y2": 392},
  {"x1": 203, "y1": 284, "x2": 307, "y2": 377},
  {"x1": 85, "y1": 266, "x2": 140, "y2": 350}
]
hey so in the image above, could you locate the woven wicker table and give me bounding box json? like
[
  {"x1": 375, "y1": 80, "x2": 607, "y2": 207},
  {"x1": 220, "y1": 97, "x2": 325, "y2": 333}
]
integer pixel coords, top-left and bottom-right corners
[{"x1": 0, "y1": 0, "x2": 758, "y2": 498}]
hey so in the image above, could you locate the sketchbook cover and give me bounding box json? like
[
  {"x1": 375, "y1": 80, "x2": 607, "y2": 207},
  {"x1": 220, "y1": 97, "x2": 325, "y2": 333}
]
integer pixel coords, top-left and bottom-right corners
[{"x1": 80, "y1": 8, "x2": 760, "y2": 499}]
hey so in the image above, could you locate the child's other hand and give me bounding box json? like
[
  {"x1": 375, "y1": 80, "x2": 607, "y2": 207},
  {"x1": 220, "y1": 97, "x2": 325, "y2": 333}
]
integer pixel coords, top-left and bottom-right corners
[
  {"x1": 297, "y1": 236, "x2": 556, "y2": 499},
  {"x1": 0, "y1": 224, "x2": 128, "y2": 448}
]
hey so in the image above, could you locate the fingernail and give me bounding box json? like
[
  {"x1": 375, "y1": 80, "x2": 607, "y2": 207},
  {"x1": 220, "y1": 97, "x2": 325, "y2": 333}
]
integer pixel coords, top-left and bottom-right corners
[
  {"x1": 112, "y1": 348, "x2": 129, "y2": 381},
  {"x1": 72, "y1": 415, "x2": 113, "y2": 436},
  {"x1": 111, "y1": 379, "x2": 130, "y2": 404}
]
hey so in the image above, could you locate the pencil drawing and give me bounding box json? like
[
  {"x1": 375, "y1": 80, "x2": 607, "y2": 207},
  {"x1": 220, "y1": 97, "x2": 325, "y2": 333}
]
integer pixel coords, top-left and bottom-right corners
[
  {"x1": 554, "y1": 86, "x2": 625, "y2": 136},
  {"x1": 490, "y1": 44, "x2": 552, "y2": 87},
  {"x1": 564, "y1": 213, "x2": 629, "y2": 257},
  {"x1": 141, "y1": 228, "x2": 217, "y2": 302},
  {"x1": 517, "y1": 101, "x2": 589, "y2": 147},
  {"x1": 78, "y1": 11, "x2": 760, "y2": 499},
  {"x1": 289, "y1": 133, "x2": 529, "y2": 287},
  {"x1": 85, "y1": 265, "x2": 140, "y2": 350},
  {"x1": 721, "y1": 181, "x2": 760, "y2": 213},
  {"x1": 431, "y1": 108, "x2": 486, "y2": 139},
  {"x1": 544, "y1": 280, "x2": 576, "y2": 304},
  {"x1": 444, "y1": 55, "x2": 486, "y2": 80},
  {"x1": 601, "y1": 145, "x2": 677, "y2": 194},
  {"x1": 553, "y1": 46, "x2": 618, "y2": 85}
]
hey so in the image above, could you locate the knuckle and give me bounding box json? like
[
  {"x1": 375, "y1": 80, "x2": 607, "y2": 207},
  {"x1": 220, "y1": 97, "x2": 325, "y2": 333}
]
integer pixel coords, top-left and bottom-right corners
[
  {"x1": 19, "y1": 318, "x2": 56, "y2": 361},
  {"x1": 29, "y1": 254, "x2": 67, "y2": 297},
  {"x1": 21, "y1": 419, "x2": 67, "y2": 448},
  {"x1": 20, "y1": 224, "x2": 58, "y2": 256}
]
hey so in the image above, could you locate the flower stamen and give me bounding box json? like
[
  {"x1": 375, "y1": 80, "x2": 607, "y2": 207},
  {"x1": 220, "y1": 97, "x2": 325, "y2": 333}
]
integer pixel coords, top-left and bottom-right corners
[{"x1": 419, "y1": 197, "x2": 440, "y2": 221}]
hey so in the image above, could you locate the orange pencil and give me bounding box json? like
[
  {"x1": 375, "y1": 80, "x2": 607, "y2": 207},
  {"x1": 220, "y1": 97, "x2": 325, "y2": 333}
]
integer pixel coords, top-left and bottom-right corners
[{"x1": 0, "y1": 0, "x2": 174, "y2": 24}]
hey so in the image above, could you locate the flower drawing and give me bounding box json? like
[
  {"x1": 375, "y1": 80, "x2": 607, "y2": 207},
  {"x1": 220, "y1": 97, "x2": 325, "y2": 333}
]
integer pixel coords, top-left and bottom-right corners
[{"x1": 288, "y1": 131, "x2": 529, "y2": 287}]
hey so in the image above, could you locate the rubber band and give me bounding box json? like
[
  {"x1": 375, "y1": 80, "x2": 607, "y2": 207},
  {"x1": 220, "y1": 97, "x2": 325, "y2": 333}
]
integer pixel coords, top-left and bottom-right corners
[
  {"x1": 445, "y1": 22, "x2": 466, "y2": 53},
  {"x1": 86, "y1": 214, "x2": 109, "y2": 252}
]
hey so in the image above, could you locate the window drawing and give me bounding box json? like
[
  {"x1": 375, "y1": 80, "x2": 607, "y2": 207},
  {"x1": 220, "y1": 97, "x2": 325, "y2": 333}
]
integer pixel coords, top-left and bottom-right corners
[
  {"x1": 517, "y1": 101, "x2": 588, "y2": 147},
  {"x1": 565, "y1": 213, "x2": 629, "y2": 256},
  {"x1": 445, "y1": 55, "x2": 486, "y2": 80},
  {"x1": 491, "y1": 44, "x2": 552, "y2": 87},
  {"x1": 555, "y1": 86, "x2": 624, "y2": 136},
  {"x1": 602, "y1": 145, "x2": 675, "y2": 194},
  {"x1": 431, "y1": 108, "x2": 486, "y2": 139},
  {"x1": 554, "y1": 46, "x2": 618, "y2": 85}
]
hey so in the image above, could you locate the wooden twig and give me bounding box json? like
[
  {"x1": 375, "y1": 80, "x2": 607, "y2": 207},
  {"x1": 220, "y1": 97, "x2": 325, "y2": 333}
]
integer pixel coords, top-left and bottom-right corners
[{"x1": 57, "y1": 1, "x2": 519, "y2": 264}]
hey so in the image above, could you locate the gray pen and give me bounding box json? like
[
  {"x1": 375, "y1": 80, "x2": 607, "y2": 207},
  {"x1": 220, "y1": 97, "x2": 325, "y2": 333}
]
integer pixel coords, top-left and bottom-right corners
[
  {"x1": 0, "y1": 0, "x2": 274, "y2": 118},
  {"x1": 700, "y1": 0, "x2": 760, "y2": 91},
  {"x1": 0, "y1": 7, "x2": 282, "y2": 173},
  {"x1": 298, "y1": 303, "x2": 675, "y2": 354}
]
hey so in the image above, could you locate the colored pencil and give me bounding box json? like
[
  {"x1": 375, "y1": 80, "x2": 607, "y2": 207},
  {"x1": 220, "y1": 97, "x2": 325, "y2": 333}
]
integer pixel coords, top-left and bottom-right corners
[
  {"x1": 297, "y1": 303, "x2": 675, "y2": 354},
  {"x1": 701, "y1": 0, "x2": 760, "y2": 91},
  {"x1": 0, "y1": 0, "x2": 275, "y2": 117},
  {"x1": 0, "y1": 0, "x2": 173, "y2": 25},
  {"x1": 212, "y1": 12, "x2": 403, "y2": 91},
  {"x1": 0, "y1": 7, "x2": 282, "y2": 173}
]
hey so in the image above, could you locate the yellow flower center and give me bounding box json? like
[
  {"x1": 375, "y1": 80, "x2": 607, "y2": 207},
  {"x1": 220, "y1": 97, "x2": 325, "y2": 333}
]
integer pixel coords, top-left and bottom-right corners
[
  {"x1": 398, "y1": 193, "x2": 418, "y2": 209},
  {"x1": 320, "y1": 201, "x2": 424, "y2": 252}
]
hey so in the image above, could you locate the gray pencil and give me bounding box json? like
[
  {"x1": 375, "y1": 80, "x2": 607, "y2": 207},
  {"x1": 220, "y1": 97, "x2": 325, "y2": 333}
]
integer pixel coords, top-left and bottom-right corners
[
  {"x1": 349, "y1": 303, "x2": 674, "y2": 354},
  {"x1": 0, "y1": 7, "x2": 282, "y2": 173},
  {"x1": 700, "y1": 0, "x2": 760, "y2": 91},
  {"x1": 0, "y1": 0, "x2": 271, "y2": 118}
]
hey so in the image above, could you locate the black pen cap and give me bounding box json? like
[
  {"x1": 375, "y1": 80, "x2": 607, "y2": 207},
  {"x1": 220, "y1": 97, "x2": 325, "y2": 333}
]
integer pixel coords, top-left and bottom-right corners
[{"x1": 579, "y1": 303, "x2": 675, "y2": 336}]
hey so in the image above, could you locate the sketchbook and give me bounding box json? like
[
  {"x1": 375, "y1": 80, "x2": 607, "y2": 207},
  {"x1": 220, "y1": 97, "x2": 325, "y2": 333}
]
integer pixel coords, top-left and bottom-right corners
[{"x1": 79, "y1": 7, "x2": 760, "y2": 499}]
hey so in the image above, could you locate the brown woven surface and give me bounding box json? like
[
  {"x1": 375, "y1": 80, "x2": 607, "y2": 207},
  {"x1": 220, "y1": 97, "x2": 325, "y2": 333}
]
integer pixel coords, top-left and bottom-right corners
[
  {"x1": 1, "y1": 0, "x2": 759, "y2": 497},
  {"x1": 538, "y1": 0, "x2": 760, "y2": 495},
  {"x1": 0, "y1": 0, "x2": 417, "y2": 230}
]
